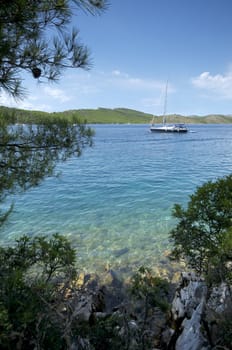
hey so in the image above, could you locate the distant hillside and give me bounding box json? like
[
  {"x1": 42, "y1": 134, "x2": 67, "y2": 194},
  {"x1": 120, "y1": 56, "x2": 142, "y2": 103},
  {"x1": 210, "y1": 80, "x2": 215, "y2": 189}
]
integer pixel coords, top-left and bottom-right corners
[
  {"x1": 1, "y1": 106, "x2": 232, "y2": 124},
  {"x1": 69, "y1": 107, "x2": 152, "y2": 124}
]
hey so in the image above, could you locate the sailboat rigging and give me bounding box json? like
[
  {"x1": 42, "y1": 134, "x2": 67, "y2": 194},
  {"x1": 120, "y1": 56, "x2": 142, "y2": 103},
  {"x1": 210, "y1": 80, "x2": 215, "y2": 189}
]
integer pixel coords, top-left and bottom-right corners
[{"x1": 150, "y1": 81, "x2": 188, "y2": 133}]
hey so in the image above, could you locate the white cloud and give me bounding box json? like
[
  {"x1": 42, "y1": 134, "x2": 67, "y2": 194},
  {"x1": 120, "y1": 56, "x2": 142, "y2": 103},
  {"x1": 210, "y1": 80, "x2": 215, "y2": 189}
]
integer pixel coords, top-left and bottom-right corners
[
  {"x1": 192, "y1": 71, "x2": 232, "y2": 99},
  {"x1": 67, "y1": 69, "x2": 168, "y2": 99},
  {"x1": 142, "y1": 96, "x2": 163, "y2": 108},
  {"x1": 0, "y1": 90, "x2": 54, "y2": 111},
  {"x1": 111, "y1": 69, "x2": 123, "y2": 76},
  {"x1": 109, "y1": 70, "x2": 164, "y2": 91},
  {"x1": 43, "y1": 86, "x2": 71, "y2": 102},
  {"x1": 0, "y1": 69, "x2": 175, "y2": 114},
  {"x1": 0, "y1": 91, "x2": 36, "y2": 110}
]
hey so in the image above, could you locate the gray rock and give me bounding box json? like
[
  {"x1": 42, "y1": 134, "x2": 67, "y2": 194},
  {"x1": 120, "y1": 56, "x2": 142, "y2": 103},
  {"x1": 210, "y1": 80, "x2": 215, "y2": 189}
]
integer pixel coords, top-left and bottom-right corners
[
  {"x1": 207, "y1": 282, "x2": 231, "y2": 313},
  {"x1": 172, "y1": 273, "x2": 207, "y2": 321},
  {"x1": 175, "y1": 300, "x2": 210, "y2": 350},
  {"x1": 113, "y1": 247, "x2": 129, "y2": 257},
  {"x1": 170, "y1": 272, "x2": 211, "y2": 349},
  {"x1": 73, "y1": 295, "x2": 93, "y2": 323},
  {"x1": 161, "y1": 327, "x2": 175, "y2": 347}
]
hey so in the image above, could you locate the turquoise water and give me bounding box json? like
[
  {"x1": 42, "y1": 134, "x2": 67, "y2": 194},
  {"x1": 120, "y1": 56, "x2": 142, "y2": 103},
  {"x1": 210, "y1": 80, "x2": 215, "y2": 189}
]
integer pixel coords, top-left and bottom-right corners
[{"x1": 1, "y1": 124, "x2": 232, "y2": 274}]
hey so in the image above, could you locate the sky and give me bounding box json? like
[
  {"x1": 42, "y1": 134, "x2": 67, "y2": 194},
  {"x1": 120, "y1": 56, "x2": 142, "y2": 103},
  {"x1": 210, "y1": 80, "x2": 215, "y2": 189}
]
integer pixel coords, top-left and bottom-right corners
[{"x1": 2, "y1": 0, "x2": 232, "y2": 116}]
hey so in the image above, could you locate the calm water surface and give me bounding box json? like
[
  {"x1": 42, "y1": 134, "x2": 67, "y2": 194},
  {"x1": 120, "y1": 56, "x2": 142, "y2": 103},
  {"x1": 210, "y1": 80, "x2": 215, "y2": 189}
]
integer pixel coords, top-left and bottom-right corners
[{"x1": 1, "y1": 124, "x2": 232, "y2": 274}]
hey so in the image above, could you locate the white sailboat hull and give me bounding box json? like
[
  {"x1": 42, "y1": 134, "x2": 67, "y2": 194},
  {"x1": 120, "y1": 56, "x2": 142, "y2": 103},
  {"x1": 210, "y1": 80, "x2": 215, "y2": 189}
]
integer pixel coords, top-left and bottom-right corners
[{"x1": 150, "y1": 124, "x2": 188, "y2": 133}]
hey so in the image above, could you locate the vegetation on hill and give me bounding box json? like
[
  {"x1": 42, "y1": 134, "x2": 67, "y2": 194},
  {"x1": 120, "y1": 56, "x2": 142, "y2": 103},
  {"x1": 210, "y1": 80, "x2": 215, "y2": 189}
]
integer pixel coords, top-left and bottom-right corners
[{"x1": 1, "y1": 105, "x2": 232, "y2": 124}]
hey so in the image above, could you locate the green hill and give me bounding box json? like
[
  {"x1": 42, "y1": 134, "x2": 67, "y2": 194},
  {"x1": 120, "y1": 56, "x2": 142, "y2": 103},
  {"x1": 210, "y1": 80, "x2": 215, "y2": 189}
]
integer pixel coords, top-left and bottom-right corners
[{"x1": 1, "y1": 105, "x2": 232, "y2": 124}]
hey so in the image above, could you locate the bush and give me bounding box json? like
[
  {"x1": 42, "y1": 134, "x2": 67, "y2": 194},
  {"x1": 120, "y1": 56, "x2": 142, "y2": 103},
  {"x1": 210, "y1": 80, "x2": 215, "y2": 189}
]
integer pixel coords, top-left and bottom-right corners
[
  {"x1": 130, "y1": 266, "x2": 170, "y2": 312},
  {"x1": 169, "y1": 174, "x2": 232, "y2": 283},
  {"x1": 0, "y1": 233, "x2": 77, "y2": 349}
]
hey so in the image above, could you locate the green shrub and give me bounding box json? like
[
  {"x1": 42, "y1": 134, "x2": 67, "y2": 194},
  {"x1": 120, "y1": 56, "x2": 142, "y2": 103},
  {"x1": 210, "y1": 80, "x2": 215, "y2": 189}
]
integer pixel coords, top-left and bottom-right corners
[
  {"x1": 170, "y1": 174, "x2": 232, "y2": 282},
  {"x1": 0, "y1": 233, "x2": 76, "y2": 349},
  {"x1": 130, "y1": 266, "x2": 170, "y2": 313}
]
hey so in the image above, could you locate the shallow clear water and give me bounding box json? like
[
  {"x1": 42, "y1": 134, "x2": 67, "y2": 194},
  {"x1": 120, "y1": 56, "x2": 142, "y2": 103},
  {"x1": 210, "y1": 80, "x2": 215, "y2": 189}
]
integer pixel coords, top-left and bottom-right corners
[{"x1": 1, "y1": 124, "x2": 232, "y2": 274}]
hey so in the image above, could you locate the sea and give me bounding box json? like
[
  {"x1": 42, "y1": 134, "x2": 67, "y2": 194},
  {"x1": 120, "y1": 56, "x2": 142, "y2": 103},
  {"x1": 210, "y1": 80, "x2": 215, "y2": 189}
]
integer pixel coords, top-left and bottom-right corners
[{"x1": 1, "y1": 124, "x2": 232, "y2": 275}]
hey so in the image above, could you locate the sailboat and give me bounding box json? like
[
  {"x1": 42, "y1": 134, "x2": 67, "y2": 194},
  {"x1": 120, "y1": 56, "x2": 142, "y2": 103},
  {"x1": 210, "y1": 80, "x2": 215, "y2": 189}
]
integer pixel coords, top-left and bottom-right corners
[{"x1": 150, "y1": 82, "x2": 188, "y2": 133}]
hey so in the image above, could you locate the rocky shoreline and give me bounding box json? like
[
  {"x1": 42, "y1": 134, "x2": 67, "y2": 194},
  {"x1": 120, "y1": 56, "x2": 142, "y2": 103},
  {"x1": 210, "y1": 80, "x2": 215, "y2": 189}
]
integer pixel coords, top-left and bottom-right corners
[{"x1": 68, "y1": 268, "x2": 232, "y2": 350}]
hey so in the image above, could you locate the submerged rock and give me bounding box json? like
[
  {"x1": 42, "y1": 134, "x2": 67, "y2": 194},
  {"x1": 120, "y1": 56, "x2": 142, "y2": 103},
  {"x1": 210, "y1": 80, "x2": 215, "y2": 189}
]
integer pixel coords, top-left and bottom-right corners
[{"x1": 112, "y1": 247, "x2": 129, "y2": 257}]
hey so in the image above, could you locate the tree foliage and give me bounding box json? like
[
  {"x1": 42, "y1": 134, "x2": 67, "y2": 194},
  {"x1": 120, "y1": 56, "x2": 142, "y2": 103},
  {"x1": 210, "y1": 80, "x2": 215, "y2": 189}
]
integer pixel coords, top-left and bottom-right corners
[
  {"x1": 0, "y1": 110, "x2": 93, "y2": 222},
  {"x1": 130, "y1": 266, "x2": 170, "y2": 312},
  {"x1": 0, "y1": 0, "x2": 106, "y2": 217},
  {"x1": 170, "y1": 174, "x2": 232, "y2": 282},
  {"x1": 0, "y1": 0, "x2": 109, "y2": 98},
  {"x1": 0, "y1": 233, "x2": 78, "y2": 349}
]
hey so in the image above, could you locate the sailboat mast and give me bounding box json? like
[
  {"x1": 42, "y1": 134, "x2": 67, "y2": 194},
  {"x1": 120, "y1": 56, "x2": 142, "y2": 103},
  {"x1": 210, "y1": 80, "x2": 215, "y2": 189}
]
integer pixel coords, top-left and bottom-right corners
[{"x1": 163, "y1": 81, "x2": 168, "y2": 125}]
